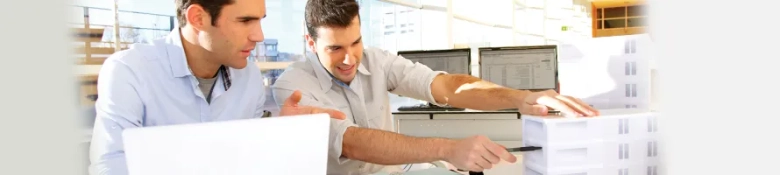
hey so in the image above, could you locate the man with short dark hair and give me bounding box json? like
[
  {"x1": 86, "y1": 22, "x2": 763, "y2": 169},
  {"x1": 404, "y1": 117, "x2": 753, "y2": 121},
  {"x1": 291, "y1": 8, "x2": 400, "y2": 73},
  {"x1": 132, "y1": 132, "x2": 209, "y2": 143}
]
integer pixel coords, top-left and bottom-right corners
[
  {"x1": 88, "y1": 0, "x2": 345, "y2": 174},
  {"x1": 271, "y1": 0, "x2": 599, "y2": 174}
]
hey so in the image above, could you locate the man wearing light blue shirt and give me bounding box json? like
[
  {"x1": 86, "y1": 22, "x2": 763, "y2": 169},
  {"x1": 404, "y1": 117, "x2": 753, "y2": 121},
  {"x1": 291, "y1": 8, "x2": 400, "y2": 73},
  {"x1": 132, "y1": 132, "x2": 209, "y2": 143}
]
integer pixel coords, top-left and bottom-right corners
[{"x1": 88, "y1": 0, "x2": 345, "y2": 174}]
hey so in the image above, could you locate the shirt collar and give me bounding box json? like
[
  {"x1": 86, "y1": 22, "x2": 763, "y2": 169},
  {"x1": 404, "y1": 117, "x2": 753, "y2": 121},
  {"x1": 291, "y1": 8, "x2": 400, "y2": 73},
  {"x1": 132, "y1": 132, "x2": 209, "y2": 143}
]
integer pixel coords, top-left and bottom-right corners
[
  {"x1": 163, "y1": 27, "x2": 240, "y2": 82},
  {"x1": 164, "y1": 27, "x2": 192, "y2": 78},
  {"x1": 306, "y1": 51, "x2": 371, "y2": 91}
]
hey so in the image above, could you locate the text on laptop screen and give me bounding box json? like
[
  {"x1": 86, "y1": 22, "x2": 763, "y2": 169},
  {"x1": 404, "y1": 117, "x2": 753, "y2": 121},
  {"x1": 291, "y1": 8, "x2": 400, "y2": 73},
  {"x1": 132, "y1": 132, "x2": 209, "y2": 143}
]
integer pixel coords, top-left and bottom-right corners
[
  {"x1": 399, "y1": 49, "x2": 471, "y2": 75},
  {"x1": 479, "y1": 47, "x2": 557, "y2": 90}
]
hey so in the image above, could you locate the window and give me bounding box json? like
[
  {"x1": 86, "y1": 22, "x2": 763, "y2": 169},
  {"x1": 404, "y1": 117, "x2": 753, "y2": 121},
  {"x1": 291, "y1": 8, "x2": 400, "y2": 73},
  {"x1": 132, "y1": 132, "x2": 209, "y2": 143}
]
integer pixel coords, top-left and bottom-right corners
[
  {"x1": 593, "y1": 4, "x2": 648, "y2": 37},
  {"x1": 625, "y1": 62, "x2": 631, "y2": 75},
  {"x1": 625, "y1": 40, "x2": 631, "y2": 54},
  {"x1": 647, "y1": 141, "x2": 653, "y2": 157},
  {"x1": 626, "y1": 84, "x2": 638, "y2": 97},
  {"x1": 625, "y1": 39, "x2": 638, "y2": 54},
  {"x1": 619, "y1": 143, "x2": 630, "y2": 160},
  {"x1": 265, "y1": 45, "x2": 276, "y2": 53},
  {"x1": 259, "y1": 1, "x2": 307, "y2": 115},
  {"x1": 624, "y1": 62, "x2": 637, "y2": 76},
  {"x1": 619, "y1": 118, "x2": 630, "y2": 135},
  {"x1": 652, "y1": 141, "x2": 658, "y2": 157},
  {"x1": 619, "y1": 168, "x2": 629, "y2": 175},
  {"x1": 647, "y1": 166, "x2": 658, "y2": 175},
  {"x1": 653, "y1": 117, "x2": 658, "y2": 132},
  {"x1": 624, "y1": 143, "x2": 630, "y2": 159},
  {"x1": 647, "y1": 141, "x2": 658, "y2": 157},
  {"x1": 647, "y1": 117, "x2": 658, "y2": 132}
]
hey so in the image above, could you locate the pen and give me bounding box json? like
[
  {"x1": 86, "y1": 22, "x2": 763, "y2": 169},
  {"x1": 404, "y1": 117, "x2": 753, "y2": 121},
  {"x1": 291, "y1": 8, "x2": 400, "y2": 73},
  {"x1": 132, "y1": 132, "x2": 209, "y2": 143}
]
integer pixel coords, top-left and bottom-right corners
[
  {"x1": 459, "y1": 146, "x2": 542, "y2": 174},
  {"x1": 505, "y1": 146, "x2": 542, "y2": 152}
]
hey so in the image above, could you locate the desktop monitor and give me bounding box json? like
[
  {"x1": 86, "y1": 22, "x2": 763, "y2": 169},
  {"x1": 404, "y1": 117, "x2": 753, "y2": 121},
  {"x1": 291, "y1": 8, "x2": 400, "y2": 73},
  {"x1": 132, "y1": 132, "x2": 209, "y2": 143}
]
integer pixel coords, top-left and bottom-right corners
[
  {"x1": 478, "y1": 45, "x2": 559, "y2": 93},
  {"x1": 398, "y1": 48, "x2": 472, "y2": 75},
  {"x1": 395, "y1": 48, "x2": 471, "y2": 109}
]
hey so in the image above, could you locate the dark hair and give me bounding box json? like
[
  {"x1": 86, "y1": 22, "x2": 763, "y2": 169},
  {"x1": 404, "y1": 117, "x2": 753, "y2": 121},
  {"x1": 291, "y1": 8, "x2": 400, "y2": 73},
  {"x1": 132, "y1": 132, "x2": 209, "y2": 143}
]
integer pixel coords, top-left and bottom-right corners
[
  {"x1": 304, "y1": 0, "x2": 361, "y2": 40},
  {"x1": 175, "y1": 0, "x2": 235, "y2": 27}
]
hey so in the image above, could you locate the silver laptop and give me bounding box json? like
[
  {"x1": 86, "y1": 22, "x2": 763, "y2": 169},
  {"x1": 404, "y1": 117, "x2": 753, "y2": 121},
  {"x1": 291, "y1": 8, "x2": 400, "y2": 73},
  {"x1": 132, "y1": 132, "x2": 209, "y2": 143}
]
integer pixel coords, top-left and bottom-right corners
[{"x1": 122, "y1": 114, "x2": 331, "y2": 175}]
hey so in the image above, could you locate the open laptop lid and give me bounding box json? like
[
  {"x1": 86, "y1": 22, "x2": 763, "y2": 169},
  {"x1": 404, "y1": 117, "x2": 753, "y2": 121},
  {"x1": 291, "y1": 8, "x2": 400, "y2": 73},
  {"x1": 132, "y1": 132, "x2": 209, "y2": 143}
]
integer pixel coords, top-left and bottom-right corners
[
  {"x1": 122, "y1": 114, "x2": 331, "y2": 175},
  {"x1": 477, "y1": 45, "x2": 560, "y2": 93}
]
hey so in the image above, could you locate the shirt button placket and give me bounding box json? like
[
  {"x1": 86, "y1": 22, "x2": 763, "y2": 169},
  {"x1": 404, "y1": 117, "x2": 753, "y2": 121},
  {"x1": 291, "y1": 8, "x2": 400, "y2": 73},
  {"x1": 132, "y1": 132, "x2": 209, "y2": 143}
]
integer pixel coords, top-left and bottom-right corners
[{"x1": 200, "y1": 100, "x2": 210, "y2": 122}]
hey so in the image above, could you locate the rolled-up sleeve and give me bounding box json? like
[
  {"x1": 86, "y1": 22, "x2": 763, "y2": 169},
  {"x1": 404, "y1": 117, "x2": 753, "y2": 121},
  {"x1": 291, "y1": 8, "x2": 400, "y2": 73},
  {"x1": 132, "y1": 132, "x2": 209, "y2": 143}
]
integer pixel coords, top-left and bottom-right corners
[
  {"x1": 89, "y1": 55, "x2": 145, "y2": 175},
  {"x1": 378, "y1": 49, "x2": 447, "y2": 106},
  {"x1": 271, "y1": 73, "x2": 358, "y2": 164}
]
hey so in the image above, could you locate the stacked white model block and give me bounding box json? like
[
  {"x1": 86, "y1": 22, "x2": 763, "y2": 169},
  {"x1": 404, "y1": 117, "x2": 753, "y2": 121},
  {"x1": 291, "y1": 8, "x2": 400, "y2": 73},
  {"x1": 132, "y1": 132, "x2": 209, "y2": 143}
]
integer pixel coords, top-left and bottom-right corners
[
  {"x1": 521, "y1": 109, "x2": 660, "y2": 175},
  {"x1": 557, "y1": 34, "x2": 657, "y2": 111}
]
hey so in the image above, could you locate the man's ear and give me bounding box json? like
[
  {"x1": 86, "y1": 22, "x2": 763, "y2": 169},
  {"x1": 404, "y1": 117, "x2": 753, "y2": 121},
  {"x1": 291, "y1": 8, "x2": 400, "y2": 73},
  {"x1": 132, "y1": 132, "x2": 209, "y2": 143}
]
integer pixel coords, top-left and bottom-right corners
[
  {"x1": 304, "y1": 34, "x2": 317, "y2": 53},
  {"x1": 185, "y1": 4, "x2": 211, "y2": 31}
]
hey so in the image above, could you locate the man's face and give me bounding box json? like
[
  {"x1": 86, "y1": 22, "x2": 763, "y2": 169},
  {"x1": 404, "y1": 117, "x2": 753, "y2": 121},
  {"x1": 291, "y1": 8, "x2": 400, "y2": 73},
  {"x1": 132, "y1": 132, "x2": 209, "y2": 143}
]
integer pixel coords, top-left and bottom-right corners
[
  {"x1": 198, "y1": 0, "x2": 266, "y2": 69},
  {"x1": 306, "y1": 16, "x2": 363, "y2": 84}
]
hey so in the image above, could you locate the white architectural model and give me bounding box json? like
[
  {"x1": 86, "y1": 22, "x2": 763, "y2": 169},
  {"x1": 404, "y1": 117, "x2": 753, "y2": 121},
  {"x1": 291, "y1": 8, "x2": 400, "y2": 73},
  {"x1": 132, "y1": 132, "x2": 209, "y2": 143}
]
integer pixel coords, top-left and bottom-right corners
[
  {"x1": 521, "y1": 109, "x2": 660, "y2": 175},
  {"x1": 557, "y1": 34, "x2": 657, "y2": 111}
]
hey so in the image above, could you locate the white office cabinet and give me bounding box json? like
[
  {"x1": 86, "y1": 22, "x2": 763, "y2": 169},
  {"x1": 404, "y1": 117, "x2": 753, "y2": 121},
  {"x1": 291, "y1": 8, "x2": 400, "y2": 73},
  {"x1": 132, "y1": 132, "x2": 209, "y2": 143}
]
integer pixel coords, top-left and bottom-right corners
[{"x1": 521, "y1": 109, "x2": 660, "y2": 175}]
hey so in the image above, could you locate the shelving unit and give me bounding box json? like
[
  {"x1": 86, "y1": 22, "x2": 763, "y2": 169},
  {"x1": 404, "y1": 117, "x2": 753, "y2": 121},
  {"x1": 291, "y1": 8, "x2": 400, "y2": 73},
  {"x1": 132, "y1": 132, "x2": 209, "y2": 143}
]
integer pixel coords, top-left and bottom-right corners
[{"x1": 591, "y1": 0, "x2": 647, "y2": 38}]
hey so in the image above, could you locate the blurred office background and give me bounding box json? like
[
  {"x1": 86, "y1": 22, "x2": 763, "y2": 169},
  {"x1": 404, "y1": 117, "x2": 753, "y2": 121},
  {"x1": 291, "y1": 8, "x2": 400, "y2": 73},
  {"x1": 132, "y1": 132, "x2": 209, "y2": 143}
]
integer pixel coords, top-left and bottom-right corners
[{"x1": 70, "y1": 0, "x2": 604, "y2": 113}]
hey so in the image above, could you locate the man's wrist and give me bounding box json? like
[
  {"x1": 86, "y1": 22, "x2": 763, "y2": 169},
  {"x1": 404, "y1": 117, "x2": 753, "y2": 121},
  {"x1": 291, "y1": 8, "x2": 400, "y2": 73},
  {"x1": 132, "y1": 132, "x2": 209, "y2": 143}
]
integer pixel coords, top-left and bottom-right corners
[
  {"x1": 435, "y1": 138, "x2": 458, "y2": 162},
  {"x1": 508, "y1": 89, "x2": 532, "y2": 107}
]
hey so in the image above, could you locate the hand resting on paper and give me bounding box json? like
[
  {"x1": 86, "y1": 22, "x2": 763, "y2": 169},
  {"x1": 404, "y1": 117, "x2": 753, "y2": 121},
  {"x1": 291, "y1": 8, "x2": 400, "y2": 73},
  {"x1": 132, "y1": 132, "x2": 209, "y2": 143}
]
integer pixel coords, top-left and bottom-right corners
[{"x1": 279, "y1": 90, "x2": 347, "y2": 120}]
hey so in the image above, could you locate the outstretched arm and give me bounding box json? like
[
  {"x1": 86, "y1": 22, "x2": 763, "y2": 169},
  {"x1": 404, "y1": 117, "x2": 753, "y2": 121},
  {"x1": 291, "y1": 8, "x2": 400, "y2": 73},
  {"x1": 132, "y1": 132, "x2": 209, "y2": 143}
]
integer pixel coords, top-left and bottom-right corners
[
  {"x1": 429, "y1": 73, "x2": 598, "y2": 116},
  {"x1": 341, "y1": 127, "x2": 453, "y2": 165},
  {"x1": 430, "y1": 74, "x2": 532, "y2": 111}
]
